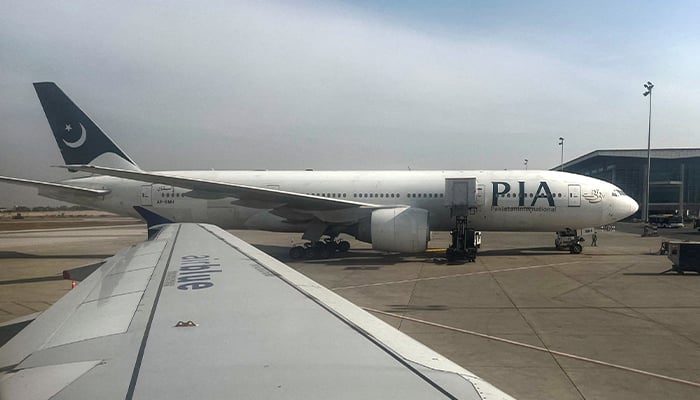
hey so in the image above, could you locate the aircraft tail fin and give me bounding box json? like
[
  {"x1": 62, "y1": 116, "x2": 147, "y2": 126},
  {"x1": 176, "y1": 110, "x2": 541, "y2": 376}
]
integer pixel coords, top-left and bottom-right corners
[{"x1": 33, "y1": 82, "x2": 140, "y2": 171}]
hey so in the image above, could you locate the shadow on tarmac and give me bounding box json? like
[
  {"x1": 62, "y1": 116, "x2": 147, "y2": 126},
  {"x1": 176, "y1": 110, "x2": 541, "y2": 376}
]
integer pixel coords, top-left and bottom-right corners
[
  {"x1": 253, "y1": 243, "x2": 585, "y2": 265},
  {"x1": 624, "y1": 271, "x2": 700, "y2": 276},
  {"x1": 0, "y1": 275, "x2": 64, "y2": 285},
  {"x1": 0, "y1": 251, "x2": 112, "y2": 260}
]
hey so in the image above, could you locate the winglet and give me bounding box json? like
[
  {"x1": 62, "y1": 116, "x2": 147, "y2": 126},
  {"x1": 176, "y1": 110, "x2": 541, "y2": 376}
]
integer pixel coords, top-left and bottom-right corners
[{"x1": 133, "y1": 206, "x2": 173, "y2": 228}]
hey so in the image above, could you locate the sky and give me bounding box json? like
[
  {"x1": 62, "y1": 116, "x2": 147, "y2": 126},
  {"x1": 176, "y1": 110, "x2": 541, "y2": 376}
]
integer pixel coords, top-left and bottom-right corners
[{"x1": 1, "y1": 0, "x2": 699, "y2": 206}]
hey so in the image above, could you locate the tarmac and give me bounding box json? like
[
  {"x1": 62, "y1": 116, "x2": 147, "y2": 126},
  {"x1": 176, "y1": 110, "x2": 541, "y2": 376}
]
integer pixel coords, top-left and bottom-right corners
[{"x1": 1, "y1": 219, "x2": 700, "y2": 400}]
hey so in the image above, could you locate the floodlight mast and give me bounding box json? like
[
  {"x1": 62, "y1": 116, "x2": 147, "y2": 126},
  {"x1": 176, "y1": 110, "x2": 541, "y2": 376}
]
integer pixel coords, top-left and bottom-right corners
[
  {"x1": 558, "y1": 137, "x2": 565, "y2": 172},
  {"x1": 643, "y1": 81, "x2": 654, "y2": 224}
]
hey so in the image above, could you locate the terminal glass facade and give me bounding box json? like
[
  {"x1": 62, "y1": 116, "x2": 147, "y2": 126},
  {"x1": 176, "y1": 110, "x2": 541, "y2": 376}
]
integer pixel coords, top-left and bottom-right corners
[{"x1": 562, "y1": 150, "x2": 700, "y2": 218}]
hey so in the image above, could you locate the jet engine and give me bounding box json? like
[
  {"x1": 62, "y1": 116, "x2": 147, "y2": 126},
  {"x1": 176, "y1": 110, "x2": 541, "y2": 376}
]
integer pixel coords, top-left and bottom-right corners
[{"x1": 355, "y1": 207, "x2": 429, "y2": 253}]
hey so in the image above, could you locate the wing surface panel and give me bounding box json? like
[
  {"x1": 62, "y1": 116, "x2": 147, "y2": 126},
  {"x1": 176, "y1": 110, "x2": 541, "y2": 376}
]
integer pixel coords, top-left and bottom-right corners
[
  {"x1": 0, "y1": 360, "x2": 101, "y2": 400},
  {"x1": 0, "y1": 223, "x2": 514, "y2": 399},
  {"x1": 0, "y1": 228, "x2": 178, "y2": 398},
  {"x1": 133, "y1": 224, "x2": 466, "y2": 399},
  {"x1": 198, "y1": 224, "x2": 515, "y2": 400}
]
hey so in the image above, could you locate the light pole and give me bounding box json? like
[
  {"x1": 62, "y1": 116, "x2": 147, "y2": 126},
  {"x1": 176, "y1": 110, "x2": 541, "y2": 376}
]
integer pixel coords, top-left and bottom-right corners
[
  {"x1": 524, "y1": 159, "x2": 528, "y2": 170},
  {"x1": 643, "y1": 81, "x2": 654, "y2": 223},
  {"x1": 558, "y1": 137, "x2": 564, "y2": 172}
]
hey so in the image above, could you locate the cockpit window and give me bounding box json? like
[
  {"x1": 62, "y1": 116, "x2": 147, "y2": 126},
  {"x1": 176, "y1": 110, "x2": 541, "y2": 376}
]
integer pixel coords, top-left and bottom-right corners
[{"x1": 612, "y1": 189, "x2": 625, "y2": 197}]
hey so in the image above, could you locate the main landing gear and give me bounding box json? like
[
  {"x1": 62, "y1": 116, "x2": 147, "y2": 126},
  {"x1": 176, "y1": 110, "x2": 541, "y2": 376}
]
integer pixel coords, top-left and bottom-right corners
[{"x1": 289, "y1": 237, "x2": 351, "y2": 260}]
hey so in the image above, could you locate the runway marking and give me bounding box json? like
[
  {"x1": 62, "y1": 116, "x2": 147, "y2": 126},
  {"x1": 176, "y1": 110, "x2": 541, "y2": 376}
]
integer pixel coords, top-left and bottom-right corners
[
  {"x1": 365, "y1": 308, "x2": 700, "y2": 389},
  {"x1": 332, "y1": 261, "x2": 585, "y2": 290},
  {"x1": 0, "y1": 224, "x2": 143, "y2": 235}
]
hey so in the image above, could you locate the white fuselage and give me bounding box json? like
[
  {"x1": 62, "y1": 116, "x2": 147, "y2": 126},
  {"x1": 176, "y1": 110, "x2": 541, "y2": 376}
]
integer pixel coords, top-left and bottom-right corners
[{"x1": 41, "y1": 170, "x2": 638, "y2": 233}]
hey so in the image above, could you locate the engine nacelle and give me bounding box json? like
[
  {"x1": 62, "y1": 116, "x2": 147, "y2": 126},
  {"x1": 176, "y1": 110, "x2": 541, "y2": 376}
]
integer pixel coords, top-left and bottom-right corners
[{"x1": 356, "y1": 207, "x2": 429, "y2": 253}]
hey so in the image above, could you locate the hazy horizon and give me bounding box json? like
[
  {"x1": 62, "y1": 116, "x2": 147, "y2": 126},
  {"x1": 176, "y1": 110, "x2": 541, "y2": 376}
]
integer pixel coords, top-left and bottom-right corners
[{"x1": 2, "y1": 1, "x2": 699, "y2": 206}]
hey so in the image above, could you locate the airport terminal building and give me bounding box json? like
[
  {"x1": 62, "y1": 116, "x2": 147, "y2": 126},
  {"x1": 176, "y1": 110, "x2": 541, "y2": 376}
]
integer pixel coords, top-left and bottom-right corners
[{"x1": 560, "y1": 148, "x2": 700, "y2": 219}]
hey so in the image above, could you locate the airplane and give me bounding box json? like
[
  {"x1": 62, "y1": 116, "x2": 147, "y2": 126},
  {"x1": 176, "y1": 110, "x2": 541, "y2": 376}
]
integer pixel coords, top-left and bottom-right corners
[
  {"x1": 0, "y1": 222, "x2": 516, "y2": 399},
  {"x1": 0, "y1": 82, "x2": 639, "y2": 258}
]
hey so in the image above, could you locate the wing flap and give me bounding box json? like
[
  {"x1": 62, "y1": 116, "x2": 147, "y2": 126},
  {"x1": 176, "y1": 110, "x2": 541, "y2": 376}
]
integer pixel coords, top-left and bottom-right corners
[
  {"x1": 0, "y1": 236, "x2": 168, "y2": 369},
  {"x1": 0, "y1": 361, "x2": 101, "y2": 400}
]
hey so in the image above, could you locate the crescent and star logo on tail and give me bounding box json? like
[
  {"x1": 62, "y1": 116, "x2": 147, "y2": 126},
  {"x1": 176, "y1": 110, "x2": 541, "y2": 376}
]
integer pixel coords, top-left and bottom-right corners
[{"x1": 63, "y1": 122, "x2": 87, "y2": 148}]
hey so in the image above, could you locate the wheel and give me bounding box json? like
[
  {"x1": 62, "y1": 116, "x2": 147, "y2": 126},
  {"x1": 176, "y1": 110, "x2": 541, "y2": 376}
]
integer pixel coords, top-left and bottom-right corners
[
  {"x1": 570, "y1": 244, "x2": 583, "y2": 254},
  {"x1": 303, "y1": 247, "x2": 316, "y2": 259},
  {"x1": 338, "y1": 240, "x2": 350, "y2": 253},
  {"x1": 318, "y1": 245, "x2": 332, "y2": 259},
  {"x1": 289, "y1": 246, "x2": 304, "y2": 260},
  {"x1": 446, "y1": 248, "x2": 456, "y2": 262}
]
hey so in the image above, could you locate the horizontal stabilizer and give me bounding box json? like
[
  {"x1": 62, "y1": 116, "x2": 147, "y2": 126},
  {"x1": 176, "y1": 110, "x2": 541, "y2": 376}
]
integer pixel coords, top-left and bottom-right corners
[{"x1": 0, "y1": 176, "x2": 110, "y2": 196}]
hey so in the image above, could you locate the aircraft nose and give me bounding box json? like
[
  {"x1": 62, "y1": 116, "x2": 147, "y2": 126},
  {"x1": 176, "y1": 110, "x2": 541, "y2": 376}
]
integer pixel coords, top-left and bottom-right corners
[
  {"x1": 613, "y1": 195, "x2": 639, "y2": 220},
  {"x1": 628, "y1": 196, "x2": 640, "y2": 215}
]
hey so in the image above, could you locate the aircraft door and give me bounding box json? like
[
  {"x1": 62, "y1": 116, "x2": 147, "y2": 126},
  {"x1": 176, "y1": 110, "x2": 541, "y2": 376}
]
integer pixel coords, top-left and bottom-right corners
[
  {"x1": 476, "y1": 184, "x2": 485, "y2": 206},
  {"x1": 445, "y1": 178, "x2": 477, "y2": 216},
  {"x1": 141, "y1": 184, "x2": 152, "y2": 206},
  {"x1": 568, "y1": 184, "x2": 581, "y2": 207}
]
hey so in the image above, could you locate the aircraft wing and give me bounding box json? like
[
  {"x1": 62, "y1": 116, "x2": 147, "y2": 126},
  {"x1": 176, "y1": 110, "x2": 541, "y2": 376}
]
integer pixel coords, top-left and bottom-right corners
[
  {"x1": 64, "y1": 165, "x2": 377, "y2": 211},
  {"x1": 0, "y1": 176, "x2": 110, "y2": 197},
  {"x1": 0, "y1": 223, "x2": 515, "y2": 400}
]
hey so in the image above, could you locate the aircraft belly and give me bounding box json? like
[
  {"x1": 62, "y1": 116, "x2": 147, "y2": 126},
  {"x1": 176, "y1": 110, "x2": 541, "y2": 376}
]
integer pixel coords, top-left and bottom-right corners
[{"x1": 476, "y1": 206, "x2": 600, "y2": 231}]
